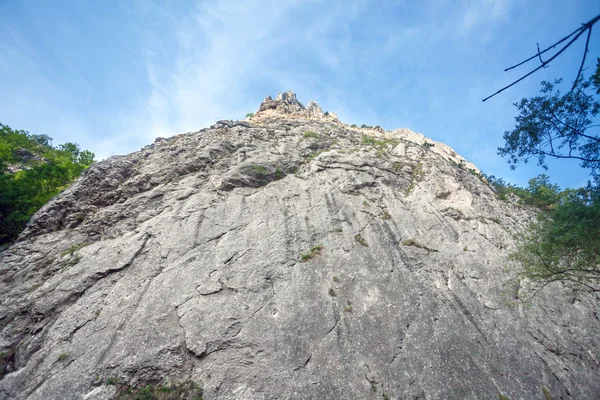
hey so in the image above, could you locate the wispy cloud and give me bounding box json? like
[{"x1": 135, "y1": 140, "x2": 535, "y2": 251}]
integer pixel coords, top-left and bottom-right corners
[
  {"x1": 124, "y1": 1, "x2": 301, "y2": 144},
  {"x1": 460, "y1": 0, "x2": 512, "y2": 34}
]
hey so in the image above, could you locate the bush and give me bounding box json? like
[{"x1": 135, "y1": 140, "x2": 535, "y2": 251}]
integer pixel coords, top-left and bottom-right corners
[
  {"x1": 484, "y1": 173, "x2": 561, "y2": 210},
  {"x1": 300, "y1": 244, "x2": 324, "y2": 262},
  {"x1": 511, "y1": 184, "x2": 600, "y2": 295},
  {"x1": 354, "y1": 234, "x2": 368, "y2": 247},
  {"x1": 245, "y1": 112, "x2": 254, "y2": 118},
  {"x1": 0, "y1": 123, "x2": 95, "y2": 244}
]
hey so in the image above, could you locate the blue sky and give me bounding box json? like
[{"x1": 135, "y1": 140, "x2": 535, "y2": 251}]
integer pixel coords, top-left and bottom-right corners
[{"x1": 1, "y1": 0, "x2": 598, "y2": 188}]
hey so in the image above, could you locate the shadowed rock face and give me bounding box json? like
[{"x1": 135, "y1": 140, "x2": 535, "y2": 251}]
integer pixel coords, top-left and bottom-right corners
[{"x1": 0, "y1": 93, "x2": 598, "y2": 400}]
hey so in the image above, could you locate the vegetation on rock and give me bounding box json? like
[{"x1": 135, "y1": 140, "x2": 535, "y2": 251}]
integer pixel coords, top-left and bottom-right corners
[
  {"x1": 300, "y1": 244, "x2": 324, "y2": 261},
  {"x1": 0, "y1": 123, "x2": 94, "y2": 245},
  {"x1": 114, "y1": 381, "x2": 204, "y2": 400},
  {"x1": 303, "y1": 130, "x2": 319, "y2": 139},
  {"x1": 511, "y1": 184, "x2": 600, "y2": 295},
  {"x1": 496, "y1": 61, "x2": 600, "y2": 293}
]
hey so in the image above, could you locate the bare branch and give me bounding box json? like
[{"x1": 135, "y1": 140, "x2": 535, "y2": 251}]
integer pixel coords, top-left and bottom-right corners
[
  {"x1": 483, "y1": 14, "x2": 600, "y2": 102},
  {"x1": 572, "y1": 25, "x2": 593, "y2": 92},
  {"x1": 536, "y1": 43, "x2": 547, "y2": 66},
  {"x1": 504, "y1": 22, "x2": 588, "y2": 72}
]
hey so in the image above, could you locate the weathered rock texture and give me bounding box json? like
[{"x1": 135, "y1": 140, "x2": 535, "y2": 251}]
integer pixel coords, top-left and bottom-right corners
[{"x1": 0, "y1": 93, "x2": 598, "y2": 399}]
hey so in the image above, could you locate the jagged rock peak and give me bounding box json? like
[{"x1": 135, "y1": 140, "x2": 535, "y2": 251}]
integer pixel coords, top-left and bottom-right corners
[
  {"x1": 257, "y1": 90, "x2": 304, "y2": 115},
  {"x1": 275, "y1": 91, "x2": 304, "y2": 108},
  {"x1": 255, "y1": 91, "x2": 337, "y2": 121},
  {"x1": 306, "y1": 100, "x2": 324, "y2": 118}
]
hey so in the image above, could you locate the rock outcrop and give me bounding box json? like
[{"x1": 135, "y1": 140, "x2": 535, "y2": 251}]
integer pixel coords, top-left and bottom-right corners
[{"x1": 0, "y1": 92, "x2": 598, "y2": 399}]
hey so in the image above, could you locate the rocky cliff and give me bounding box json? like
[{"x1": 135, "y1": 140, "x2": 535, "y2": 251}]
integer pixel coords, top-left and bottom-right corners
[{"x1": 0, "y1": 92, "x2": 598, "y2": 399}]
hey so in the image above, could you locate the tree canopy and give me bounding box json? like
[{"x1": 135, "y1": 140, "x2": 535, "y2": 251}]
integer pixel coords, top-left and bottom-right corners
[
  {"x1": 494, "y1": 60, "x2": 600, "y2": 296},
  {"x1": 499, "y1": 74, "x2": 600, "y2": 181},
  {"x1": 0, "y1": 123, "x2": 95, "y2": 245},
  {"x1": 510, "y1": 184, "x2": 600, "y2": 296}
]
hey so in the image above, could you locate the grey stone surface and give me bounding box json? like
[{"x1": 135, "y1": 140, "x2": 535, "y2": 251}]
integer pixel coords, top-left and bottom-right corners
[
  {"x1": 0, "y1": 93, "x2": 598, "y2": 399},
  {"x1": 305, "y1": 101, "x2": 324, "y2": 119}
]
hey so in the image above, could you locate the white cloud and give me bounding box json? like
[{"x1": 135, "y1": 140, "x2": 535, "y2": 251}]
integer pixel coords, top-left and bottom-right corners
[
  {"x1": 124, "y1": 1, "x2": 300, "y2": 142},
  {"x1": 461, "y1": 0, "x2": 512, "y2": 34},
  {"x1": 109, "y1": 0, "x2": 382, "y2": 159}
]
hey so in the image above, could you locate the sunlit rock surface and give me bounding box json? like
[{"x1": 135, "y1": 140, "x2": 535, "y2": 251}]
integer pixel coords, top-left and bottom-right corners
[{"x1": 0, "y1": 92, "x2": 598, "y2": 399}]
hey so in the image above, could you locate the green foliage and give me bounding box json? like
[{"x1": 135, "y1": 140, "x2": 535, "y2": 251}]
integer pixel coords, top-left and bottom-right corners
[
  {"x1": 253, "y1": 165, "x2": 268, "y2": 186},
  {"x1": 354, "y1": 234, "x2": 368, "y2": 247},
  {"x1": 499, "y1": 74, "x2": 600, "y2": 180},
  {"x1": 484, "y1": 174, "x2": 528, "y2": 201},
  {"x1": 361, "y1": 135, "x2": 399, "y2": 152},
  {"x1": 0, "y1": 123, "x2": 95, "y2": 244},
  {"x1": 57, "y1": 352, "x2": 68, "y2": 361},
  {"x1": 303, "y1": 131, "x2": 319, "y2": 139},
  {"x1": 300, "y1": 244, "x2": 324, "y2": 262},
  {"x1": 60, "y1": 242, "x2": 88, "y2": 267},
  {"x1": 484, "y1": 173, "x2": 562, "y2": 210},
  {"x1": 253, "y1": 165, "x2": 267, "y2": 175},
  {"x1": 361, "y1": 136, "x2": 378, "y2": 145},
  {"x1": 60, "y1": 242, "x2": 89, "y2": 257},
  {"x1": 423, "y1": 141, "x2": 435, "y2": 148},
  {"x1": 106, "y1": 377, "x2": 118, "y2": 385},
  {"x1": 497, "y1": 64, "x2": 600, "y2": 295},
  {"x1": 592, "y1": 57, "x2": 600, "y2": 94},
  {"x1": 523, "y1": 175, "x2": 561, "y2": 209},
  {"x1": 245, "y1": 112, "x2": 254, "y2": 118},
  {"x1": 511, "y1": 184, "x2": 600, "y2": 295},
  {"x1": 115, "y1": 381, "x2": 203, "y2": 400},
  {"x1": 406, "y1": 162, "x2": 424, "y2": 195},
  {"x1": 274, "y1": 167, "x2": 285, "y2": 180},
  {"x1": 487, "y1": 174, "x2": 600, "y2": 293},
  {"x1": 402, "y1": 238, "x2": 438, "y2": 252}
]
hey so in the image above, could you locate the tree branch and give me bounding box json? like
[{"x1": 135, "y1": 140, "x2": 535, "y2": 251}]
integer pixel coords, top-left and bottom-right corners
[
  {"x1": 572, "y1": 25, "x2": 593, "y2": 92},
  {"x1": 483, "y1": 14, "x2": 600, "y2": 102},
  {"x1": 536, "y1": 42, "x2": 547, "y2": 66},
  {"x1": 535, "y1": 149, "x2": 600, "y2": 163},
  {"x1": 504, "y1": 21, "x2": 589, "y2": 72}
]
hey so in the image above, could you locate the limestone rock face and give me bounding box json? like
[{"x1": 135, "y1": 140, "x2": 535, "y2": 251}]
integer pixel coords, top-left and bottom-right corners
[
  {"x1": 0, "y1": 92, "x2": 598, "y2": 400},
  {"x1": 305, "y1": 101, "x2": 324, "y2": 118},
  {"x1": 257, "y1": 90, "x2": 305, "y2": 114}
]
